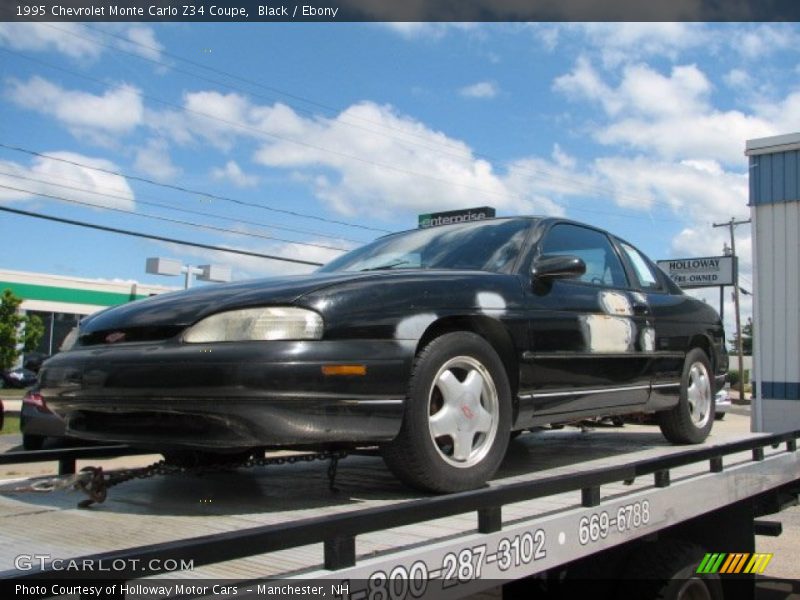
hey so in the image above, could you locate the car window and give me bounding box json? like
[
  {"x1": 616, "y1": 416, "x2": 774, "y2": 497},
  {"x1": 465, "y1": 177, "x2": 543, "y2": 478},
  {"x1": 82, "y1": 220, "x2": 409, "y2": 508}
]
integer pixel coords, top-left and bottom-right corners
[
  {"x1": 620, "y1": 242, "x2": 661, "y2": 290},
  {"x1": 539, "y1": 223, "x2": 628, "y2": 287}
]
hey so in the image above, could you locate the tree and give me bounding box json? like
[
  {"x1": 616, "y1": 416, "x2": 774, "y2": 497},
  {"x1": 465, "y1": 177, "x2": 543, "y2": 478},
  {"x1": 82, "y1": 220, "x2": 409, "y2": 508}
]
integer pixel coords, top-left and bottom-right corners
[
  {"x1": 0, "y1": 289, "x2": 44, "y2": 370},
  {"x1": 729, "y1": 316, "x2": 753, "y2": 356}
]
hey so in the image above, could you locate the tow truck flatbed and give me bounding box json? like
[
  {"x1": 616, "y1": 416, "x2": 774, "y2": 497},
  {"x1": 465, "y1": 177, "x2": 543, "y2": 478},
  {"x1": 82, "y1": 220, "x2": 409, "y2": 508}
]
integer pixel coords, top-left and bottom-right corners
[{"x1": 1, "y1": 424, "x2": 798, "y2": 597}]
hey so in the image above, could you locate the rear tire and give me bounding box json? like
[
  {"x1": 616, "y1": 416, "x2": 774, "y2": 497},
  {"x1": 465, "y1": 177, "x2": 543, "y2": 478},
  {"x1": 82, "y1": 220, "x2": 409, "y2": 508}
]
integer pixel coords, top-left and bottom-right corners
[
  {"x1": 382, "y1": 332, "x2": 512, "y2": 493},
  {"x1": 658, "y1": 348, "x2": 715, "y2": 444}
]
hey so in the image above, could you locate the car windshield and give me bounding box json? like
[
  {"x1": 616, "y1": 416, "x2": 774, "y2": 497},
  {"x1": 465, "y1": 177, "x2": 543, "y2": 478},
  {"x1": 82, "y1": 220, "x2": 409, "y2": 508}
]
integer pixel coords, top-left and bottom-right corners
[{"x1": 319, "y1": 218, "x2": 534, "y2": 273}]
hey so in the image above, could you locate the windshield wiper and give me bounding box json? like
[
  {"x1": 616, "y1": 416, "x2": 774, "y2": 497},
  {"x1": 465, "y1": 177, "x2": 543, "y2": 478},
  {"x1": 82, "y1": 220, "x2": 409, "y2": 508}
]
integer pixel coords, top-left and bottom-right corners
[{"x1": 359, "y1": 259, "x2": 415, "y2": 271}]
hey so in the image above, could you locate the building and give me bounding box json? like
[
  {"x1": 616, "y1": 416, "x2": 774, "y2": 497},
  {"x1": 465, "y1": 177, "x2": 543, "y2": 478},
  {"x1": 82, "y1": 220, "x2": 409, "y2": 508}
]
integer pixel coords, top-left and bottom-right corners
[
  {"x1": 0, "y1": 269, "x2": 176, "y2": 358},
  {"x1": 746, "y1": 132, "x2": 800, "y2": 432}
]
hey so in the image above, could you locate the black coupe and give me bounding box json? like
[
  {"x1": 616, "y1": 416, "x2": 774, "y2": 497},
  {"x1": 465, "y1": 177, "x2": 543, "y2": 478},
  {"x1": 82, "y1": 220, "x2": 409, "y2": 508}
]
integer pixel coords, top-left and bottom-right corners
[{"x1": 40, "y1": 217, "x2": 727, "y2": 492}]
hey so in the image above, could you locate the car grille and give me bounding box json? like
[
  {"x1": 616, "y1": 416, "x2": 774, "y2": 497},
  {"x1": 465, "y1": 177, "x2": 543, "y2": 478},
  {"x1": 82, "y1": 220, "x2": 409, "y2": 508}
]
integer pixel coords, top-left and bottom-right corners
[{"x1": 78, "y1": 326, "x2": 184, "y2": 346}]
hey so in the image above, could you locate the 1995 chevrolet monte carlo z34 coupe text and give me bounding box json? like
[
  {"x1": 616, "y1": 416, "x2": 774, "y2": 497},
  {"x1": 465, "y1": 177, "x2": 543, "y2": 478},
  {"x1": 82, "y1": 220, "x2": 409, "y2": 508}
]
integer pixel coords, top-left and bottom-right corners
[{"x1": 41, "y1": 217, "x2": 727, "y2": 492}]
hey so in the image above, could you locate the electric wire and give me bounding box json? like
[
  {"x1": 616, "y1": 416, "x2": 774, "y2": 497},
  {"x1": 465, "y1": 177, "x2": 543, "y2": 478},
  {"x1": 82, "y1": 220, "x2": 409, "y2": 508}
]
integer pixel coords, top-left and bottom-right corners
[
  {"x1": 2, "y1": 47, "x2": 683, "y2": 223},
  {"x1": 0, "y1": 182, "x2": 349, "y2": 252},
  {"x1": 0, "y1": 204, "x2": 324, "y2": 266},
  {"x1": 0, "y1": 139, "x2": 392, "y2": 234},
  {"x1": 0, "y1": 169, "x2": 359, "y2": 247},
  {"x1": 64, "y1": 23, "x2": 690, "y2": 216}
]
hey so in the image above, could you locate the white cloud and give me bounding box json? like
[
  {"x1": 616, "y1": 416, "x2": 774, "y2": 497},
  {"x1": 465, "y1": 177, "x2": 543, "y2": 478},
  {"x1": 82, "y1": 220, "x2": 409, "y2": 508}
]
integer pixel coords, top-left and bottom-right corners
[
  {"x1": 381, "y1": 23, "x2": 478, "y2": 40},
  {"x1": 0, "y1": 23, "x2": 101, "y2": 59},
  {"x1": 0, "y1": 152, "x2": 136, "y2": 211},
  {"x1": 6, "y1": 76, "x2": 144, "y2": 142},
  {"x1": 134, "y1": 139, "x2": 181, "y2": 181},
  {"x1": 251, "y1": 101, "x2": 558, "y2": 218},
  {"x1": 211, "y1": 160, "x2": 259, "y2": 188},
  {"x1": 555, "y1": 59, "x2": 712, "y2": 118},
  {"x1": 735, "y1": 24, "x2": 800, "y2": 60},
  {"x1": 0, "y1": 23, "x2": 165, "y2": 62},
  {"x1": 593, "y1": 157, "x2": 748, "y2": 221},
  {"x1": 554, "y1": 58, "x2": 781, "y2": 165},
  {"x1": 459, "y1": 81, "x2": 499, "y2": 99},
  {"x1": 120, "y1": 25, "x2": 164, "y2": 62},
  {"x1": 567, "y1": 23, "x2": 710, "y2": 67},
  {"x1": 724, "y1": 69, "x2": 752, "y2": 89},
  {"x1": 151, "y1": 90, "x2": 560, "y2": 218}
]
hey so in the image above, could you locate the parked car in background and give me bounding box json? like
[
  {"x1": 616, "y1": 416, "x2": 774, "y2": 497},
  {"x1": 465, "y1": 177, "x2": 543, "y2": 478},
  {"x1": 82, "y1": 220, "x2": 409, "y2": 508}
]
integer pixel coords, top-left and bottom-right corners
[
  {"x1": 715, "y1": 387, "x2": 732, "y2": 420},
  {"x1": 41, "y1": 217, "x2": 728, "y2": 492},
  {"x1": 0, "y1": 367, "x2": 37, "y2": 389}
]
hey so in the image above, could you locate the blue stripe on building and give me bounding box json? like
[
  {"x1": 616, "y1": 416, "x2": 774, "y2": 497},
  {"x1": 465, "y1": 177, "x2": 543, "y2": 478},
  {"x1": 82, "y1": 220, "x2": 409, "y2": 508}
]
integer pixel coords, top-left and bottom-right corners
[
  {"x1": 750, "y1": 150, "x2": 800, "y2": 205},
  {"x1": 759, "y1": 381, "x2": 800, "y2": 400}
]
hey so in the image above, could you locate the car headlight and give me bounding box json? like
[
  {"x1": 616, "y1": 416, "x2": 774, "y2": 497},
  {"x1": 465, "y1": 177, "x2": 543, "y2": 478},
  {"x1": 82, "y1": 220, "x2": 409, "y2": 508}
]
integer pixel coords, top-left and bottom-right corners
[{"x1": 183, "y1": 307, "x2": 323, "y2": 343}]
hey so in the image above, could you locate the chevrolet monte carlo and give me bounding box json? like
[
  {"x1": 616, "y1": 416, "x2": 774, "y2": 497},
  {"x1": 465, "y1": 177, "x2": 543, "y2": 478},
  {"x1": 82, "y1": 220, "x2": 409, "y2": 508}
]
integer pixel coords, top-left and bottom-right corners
[{"x1": 41, "y1": 217, "x2": 727, "y2": 492}]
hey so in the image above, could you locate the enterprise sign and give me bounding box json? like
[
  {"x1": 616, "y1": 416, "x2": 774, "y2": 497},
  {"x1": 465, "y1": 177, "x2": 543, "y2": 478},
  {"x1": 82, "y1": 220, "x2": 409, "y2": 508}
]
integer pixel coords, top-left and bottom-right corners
[
  {"x1": 418, "y1": 206, "x2": 496, "y2": 228},
  {"x1": 656, "y1": 256, "x2": 736, "y2": 288}
]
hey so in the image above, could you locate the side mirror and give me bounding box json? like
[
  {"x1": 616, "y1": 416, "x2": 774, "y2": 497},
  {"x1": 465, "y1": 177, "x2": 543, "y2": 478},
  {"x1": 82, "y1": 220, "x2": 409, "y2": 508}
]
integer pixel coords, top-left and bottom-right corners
[{"x1": 531, "y1": 255, "x2": 586, "y2": 280}]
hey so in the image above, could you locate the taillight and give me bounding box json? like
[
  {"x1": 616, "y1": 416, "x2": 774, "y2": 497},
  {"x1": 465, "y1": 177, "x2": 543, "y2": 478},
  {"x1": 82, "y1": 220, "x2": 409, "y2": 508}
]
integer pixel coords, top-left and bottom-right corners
[{"x1": 23, "y1": 391, "x2": 50, "y2": 413}]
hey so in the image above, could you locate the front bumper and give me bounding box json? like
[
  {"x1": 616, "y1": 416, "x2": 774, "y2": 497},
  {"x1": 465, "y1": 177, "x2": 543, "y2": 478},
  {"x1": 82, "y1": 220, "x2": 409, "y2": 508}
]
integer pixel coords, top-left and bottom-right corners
[{"x1": 40, "y1": 339, "x2": 413, "y2": 450}]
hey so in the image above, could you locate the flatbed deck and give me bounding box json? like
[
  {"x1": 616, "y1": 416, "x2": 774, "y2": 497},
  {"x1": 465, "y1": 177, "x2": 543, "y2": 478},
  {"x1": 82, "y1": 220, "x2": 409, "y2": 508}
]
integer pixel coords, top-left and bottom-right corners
[{"x1": 1, "y1": 423, "x2": 798, "y2": 595}]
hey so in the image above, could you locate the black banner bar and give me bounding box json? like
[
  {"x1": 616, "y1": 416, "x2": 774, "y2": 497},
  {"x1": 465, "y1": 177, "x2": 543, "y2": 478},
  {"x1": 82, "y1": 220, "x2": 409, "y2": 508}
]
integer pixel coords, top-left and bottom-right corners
[{"x1": 3, "y1": 0, "x2": 800, "y2": 23}]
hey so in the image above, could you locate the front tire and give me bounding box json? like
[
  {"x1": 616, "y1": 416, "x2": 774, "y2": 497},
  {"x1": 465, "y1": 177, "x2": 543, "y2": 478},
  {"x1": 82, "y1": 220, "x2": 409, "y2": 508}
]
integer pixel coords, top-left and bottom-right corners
[
  {"x1": 382, "y1": 332, "x2": 512, "y2": 492},
  {"x1": 658, "y1": 348, "x2": 715, "y2": 444}
]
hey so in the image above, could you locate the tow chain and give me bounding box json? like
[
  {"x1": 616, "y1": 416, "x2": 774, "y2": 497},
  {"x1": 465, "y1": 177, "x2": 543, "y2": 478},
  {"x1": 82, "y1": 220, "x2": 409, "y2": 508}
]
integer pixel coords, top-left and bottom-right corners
[{"x1": 11, "y1": 450, "x2": 348, "y2": 509}]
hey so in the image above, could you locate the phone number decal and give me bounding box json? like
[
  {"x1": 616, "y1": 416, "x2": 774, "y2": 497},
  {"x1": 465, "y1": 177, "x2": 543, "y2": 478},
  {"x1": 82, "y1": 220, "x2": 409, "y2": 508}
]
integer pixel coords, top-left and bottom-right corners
[
  {"x1": 578, "y1": 499, "x2": 650, "y2": 545},
  {"x1": 346, "y1": 529, "x2": 546, "y2": 600}
]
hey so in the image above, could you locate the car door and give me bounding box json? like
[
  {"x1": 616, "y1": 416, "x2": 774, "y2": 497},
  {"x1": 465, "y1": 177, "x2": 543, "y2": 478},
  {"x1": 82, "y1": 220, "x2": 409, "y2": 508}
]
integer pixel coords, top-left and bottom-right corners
[
  {"x1": 616, "y1": 240, "x2": 688, "y2": 397},
  {"x1": 517, "y1": 222, "x2": 652, "y2": 421}
]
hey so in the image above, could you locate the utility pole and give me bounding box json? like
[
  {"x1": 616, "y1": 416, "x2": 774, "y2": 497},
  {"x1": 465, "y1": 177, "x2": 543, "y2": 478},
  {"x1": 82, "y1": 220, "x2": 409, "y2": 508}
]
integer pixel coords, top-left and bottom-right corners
[{"x1": 713, "y1": 218, "x2": 751, "y2": 399}]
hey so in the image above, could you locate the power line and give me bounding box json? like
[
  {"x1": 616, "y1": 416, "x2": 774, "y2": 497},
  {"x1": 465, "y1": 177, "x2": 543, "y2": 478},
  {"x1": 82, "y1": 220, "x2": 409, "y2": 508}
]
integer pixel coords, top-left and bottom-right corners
[
  {"x1": 3, "y1": 48, "x2": 679, "y2": 223},
  {"x1": 0, "y1": 182, "x2": 349, "y2": 252},
  {"x1": 0, "y1": 168, "x2": 366, "y2": 244},
  {"x1": 0, "y1": 140, "x2": 391, "y2": 233},
  {"x1": 68, "y1": 23, "x2": 689, "y2": 216},
  {"x1": 0, "y1": 204, "x2": 324, "y2": 266},
  {"x1": 74, "y1": 23, "x2": 469, "y2": 154}
]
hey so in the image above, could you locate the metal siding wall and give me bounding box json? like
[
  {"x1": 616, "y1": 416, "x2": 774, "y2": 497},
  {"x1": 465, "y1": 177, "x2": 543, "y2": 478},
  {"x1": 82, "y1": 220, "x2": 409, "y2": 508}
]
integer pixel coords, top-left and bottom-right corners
[
  {"x1": 751, "y1": 152, "x2": 800, "y2": 431},
  {"x1": 787, "y1": 150, "x2": 799, "y2": 201},
  {"x1": 789, "y1": 202, "x2": 800, "y2": 384}
]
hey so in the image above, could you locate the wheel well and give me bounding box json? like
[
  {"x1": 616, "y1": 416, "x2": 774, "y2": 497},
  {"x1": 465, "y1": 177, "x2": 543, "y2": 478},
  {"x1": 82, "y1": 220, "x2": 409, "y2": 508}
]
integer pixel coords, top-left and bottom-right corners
[
  {"x1": 689, "y1": 334, "x2": 714, "y2": 370},
  {"x1": 416, "y1": 316, "x2": 520, "y2": 416}
]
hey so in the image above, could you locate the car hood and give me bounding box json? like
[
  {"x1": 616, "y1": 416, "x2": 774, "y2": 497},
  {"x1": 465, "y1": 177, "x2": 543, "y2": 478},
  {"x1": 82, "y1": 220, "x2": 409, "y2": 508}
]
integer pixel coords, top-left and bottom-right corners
[{"x1": 80, "y1": 271, "x2": 382, "y2": 333}]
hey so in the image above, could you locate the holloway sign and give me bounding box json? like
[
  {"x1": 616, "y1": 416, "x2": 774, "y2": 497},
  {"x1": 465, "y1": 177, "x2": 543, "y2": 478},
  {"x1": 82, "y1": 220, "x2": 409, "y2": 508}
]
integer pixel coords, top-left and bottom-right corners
[
  {"x1": 418, "y1": 207, "x2": 496, "y2": 228},
  {"x1": 656, "y1": 256, "x2": 736, "y2": 288}
]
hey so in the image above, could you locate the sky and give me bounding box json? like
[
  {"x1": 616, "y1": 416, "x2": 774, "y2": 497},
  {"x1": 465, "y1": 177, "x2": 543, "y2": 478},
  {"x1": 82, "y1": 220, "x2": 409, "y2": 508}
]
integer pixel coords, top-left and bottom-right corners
[{"x1": 1, "y1": 21, "x2": 799, "y2": 339}]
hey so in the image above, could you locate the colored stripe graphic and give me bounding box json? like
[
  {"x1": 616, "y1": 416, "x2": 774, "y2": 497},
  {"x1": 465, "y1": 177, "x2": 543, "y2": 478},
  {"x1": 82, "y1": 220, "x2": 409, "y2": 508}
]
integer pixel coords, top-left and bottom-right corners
[
  {"x1": 698, "y1": 552, "x2": 773, "y2": 574},
  {"x1": 744, "y1": 553, "x2": 774, "y2": 574}
]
